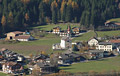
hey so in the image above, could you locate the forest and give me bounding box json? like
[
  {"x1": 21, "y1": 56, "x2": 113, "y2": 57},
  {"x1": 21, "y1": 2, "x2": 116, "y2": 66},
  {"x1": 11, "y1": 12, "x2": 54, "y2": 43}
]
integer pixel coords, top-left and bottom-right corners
[{"x1": 0, "y1": 0, "x2": 120, "y2": 35}]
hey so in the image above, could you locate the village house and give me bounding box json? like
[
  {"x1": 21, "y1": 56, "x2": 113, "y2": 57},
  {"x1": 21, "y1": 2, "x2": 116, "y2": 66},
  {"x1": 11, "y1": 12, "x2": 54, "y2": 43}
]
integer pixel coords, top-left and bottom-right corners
[
  {"x1": 0, "y1": 48, "x2": 25, "y2": 63},
  {"x1": 33, "y1": 54, "x2": 48, "y2": 62},
  {"x1": 52, "y1": 26, "x2": 61, "y2": 34},
  {"x1": 88, "y1": 50, "x2": 104, "y2": 59},
  {"x1": 6, "y1": 31, "x2": 34, "y2": 41},
  {"x1": 109, "y1": 39, "x2": 120, "y2": 46},
  {"x1": 14, "y1": 35, "x2": 34, "y2": 41},
  {"x1": 88, "y1": 37, "x2": 99, "y2": 47},
  {"x1": 58, "y1": 54, "x2": 71, "y2": 65},
  {"x1": 52, "y1": 36, "x2": 71, "y2": 50},
  {"x1": 6, "y1": 31, "x2": 24, "y2": 40},
  {"x1": 58, "y1": 53, "x2": 86, "y2": 65},
  {"x1": 59, "y1": 25, "x2": 73, "y2": 37},
  {"x1": 72, "y1": 27, "x2": 80, "y2": 34},
  {"x1": 34, "y1": 62, "x2": 58, "y2": 74},
  {"x1": 2, "y1": 62, "x2": 24, "y2": 75},
  {"x1": 96, "y1": 42, "x2": 116, "y2": 52},
  {"x1": 59, "y1": 31, "x2": 68, "y2": 37}
]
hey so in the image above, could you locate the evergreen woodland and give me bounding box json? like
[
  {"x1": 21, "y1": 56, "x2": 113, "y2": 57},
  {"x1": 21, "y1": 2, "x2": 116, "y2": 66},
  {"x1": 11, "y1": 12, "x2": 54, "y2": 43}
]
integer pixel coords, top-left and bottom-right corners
[{"x1": 0, "y1": 0, "x2": 120, "y2": 34}]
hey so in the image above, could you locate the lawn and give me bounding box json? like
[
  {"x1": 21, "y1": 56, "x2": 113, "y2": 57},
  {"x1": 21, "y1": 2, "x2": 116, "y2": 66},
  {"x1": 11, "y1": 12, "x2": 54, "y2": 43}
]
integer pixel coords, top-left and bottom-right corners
[
  {"x1": 72, "y1": 31, "x2": 95, "y2": 42},
  {"x1": 0, "y1": 72, "x2": 8, "y2": 76},
  {"x1": 96, "y1": 30, "x2": 120, "y2": 37},
  {"x1": 31, "y1": 24, "x2": 80, "y2": 31},
  {"x1": 73, "y1": 30, "x2": 120, "y2": 42},
  {"x1": 0, "y1": 37, "x2": 61, "y2": 55},
  {"x1": 60, "y1": 56, "x2": 120, "y2": 73}
]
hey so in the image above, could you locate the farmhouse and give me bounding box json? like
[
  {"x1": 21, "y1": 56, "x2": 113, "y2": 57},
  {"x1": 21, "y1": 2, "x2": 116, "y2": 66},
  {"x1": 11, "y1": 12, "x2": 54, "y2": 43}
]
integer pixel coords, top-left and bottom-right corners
[
  {"x1": 72, "y1": 27, "x2": 80, "y2": 34},
  {"x1": 52, "y1": 26, "x2": 61, "y2": 34},
  {"x1": 6, "y1": 31, "x2": 34, "y2": 41},
  {"x1": 6, "y1": 31, "x2": 24, "y2": 40},
  {"x1": 88, "y1": 38, "x2": 99, "y2": 46},
  {"x1": 96, "y1": 42, "x2": 115, "y2": 52}
]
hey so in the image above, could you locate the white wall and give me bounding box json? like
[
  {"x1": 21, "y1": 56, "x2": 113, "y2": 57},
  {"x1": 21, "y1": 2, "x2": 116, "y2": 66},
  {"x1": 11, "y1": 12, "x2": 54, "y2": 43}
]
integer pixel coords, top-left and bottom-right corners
[
  {"x1": 88, "y1": 39, "x2": 98, "y2": 46},
  {"x1": 96, "y1": 45, "x2": 112, "y2": 51},
  {"x1": 60, "y1": 40, "x2": 66, "y2": 49}
]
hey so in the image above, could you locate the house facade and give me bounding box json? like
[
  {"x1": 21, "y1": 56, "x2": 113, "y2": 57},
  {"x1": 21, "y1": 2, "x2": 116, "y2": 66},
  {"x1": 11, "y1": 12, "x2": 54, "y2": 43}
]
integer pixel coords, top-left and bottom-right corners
[
  {"x1": 6, "y1": 31, "x2": 34, "y2": 41},
  {"x1": 52, "y1": 26, "x2": 61, "y2": 34},
  {"x1": 60, "y1": 36, "x2": 71, "y2": 49},
  {"x1": 88, "y1": 38, "x2": 98, "y2": 46},
  {"x1": 2, "y1": 62, "x2": 23, "y2": 74},
  {"x1": 34, "y1": 62, "x2": 58, "y2": 74},
  {"x1": 7, "y1": 31, "x2": 24, "y2": 40},
  {"x1": 72, "y1": 27, "x2": 80, "y2": 34},
  {"x1": 89, "y1": 50, "x2": 104, "y2": 59},
  {"x1": 52, "y1": 36, "x2": 71, "y2": 50},
  {"x1": 96, "y1": 42, "x2": 115, "y2": 52}
]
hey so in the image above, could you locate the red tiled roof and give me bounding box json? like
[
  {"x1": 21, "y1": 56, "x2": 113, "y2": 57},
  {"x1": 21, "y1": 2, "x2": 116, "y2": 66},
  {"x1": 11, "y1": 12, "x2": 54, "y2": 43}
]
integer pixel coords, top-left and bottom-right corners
[
  {"x1": 109, "y1": 39, "x2": 120, "y2": 43},
  {"x1": 14, "y1": 35, "x2": 31, "y2": 39}
]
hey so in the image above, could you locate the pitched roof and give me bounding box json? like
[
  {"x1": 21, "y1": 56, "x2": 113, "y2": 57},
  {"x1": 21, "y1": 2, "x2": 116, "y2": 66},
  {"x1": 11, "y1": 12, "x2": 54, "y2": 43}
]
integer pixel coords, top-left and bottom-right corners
[
  {"x1": 14, "y1": 35, "x2": 31, "y2": 39},
  {"x1": 36, "y1": 62, "x2": 54, "y2": 68},
  {"x1": 53, "y1": 26, "x2": 61, "y2": 29},
  {"x1": 10, "y1": 31, "x2": 23, "y2": 35},
  {"x1": 98, "y1": 42, "x2": 112, "y2": 45},
  {"x1": 109, "y1": 39, "x2": 120, "y2": 43}
]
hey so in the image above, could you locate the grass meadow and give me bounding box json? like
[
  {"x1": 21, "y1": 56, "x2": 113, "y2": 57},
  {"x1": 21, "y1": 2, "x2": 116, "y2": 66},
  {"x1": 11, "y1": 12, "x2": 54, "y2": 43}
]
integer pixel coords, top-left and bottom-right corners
[{"x1": 60, "y1": 56, "x2": 120, "y2": 73}]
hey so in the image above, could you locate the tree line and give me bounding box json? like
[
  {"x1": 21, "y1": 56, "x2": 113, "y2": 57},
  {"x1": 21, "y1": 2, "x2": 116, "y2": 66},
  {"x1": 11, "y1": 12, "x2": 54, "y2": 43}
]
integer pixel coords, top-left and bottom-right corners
[{"x1": 0, "y1": 0, "x2": 120, "y2": 35}]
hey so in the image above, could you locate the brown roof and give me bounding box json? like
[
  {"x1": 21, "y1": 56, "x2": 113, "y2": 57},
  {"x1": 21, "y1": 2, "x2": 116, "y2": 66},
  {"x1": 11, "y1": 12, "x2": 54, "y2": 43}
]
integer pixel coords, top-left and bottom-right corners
[
  {"x1": 53, "y1": 26, "x2": 61, "y2": 29},
  {"x1": 14, "y1": 35, "x2": 31, "y2": 39},
  {"x1": 11, "y1": 31, "x2": 23, "y2": 35},
  {"x1": 109, "y1": 39, "x2": 120, "y2": 43}
]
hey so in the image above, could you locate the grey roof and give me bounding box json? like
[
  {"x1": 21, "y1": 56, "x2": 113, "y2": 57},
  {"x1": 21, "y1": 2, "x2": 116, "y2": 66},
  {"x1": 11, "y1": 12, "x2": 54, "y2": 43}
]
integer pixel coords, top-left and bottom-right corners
[
  {"x1": 69, "y1": 53, "x2": 80, "y2": 58},
  {"x1": 89, "y1": 50, "x2": 104, "y2": 53},
  {"x1": 60, "y1": 54, "x2": 69, "y2": 60},
  {"x1": 36, "y1": 62, "x2": 54, "y2": 68},
  {"x1": 98, "y1": 42, "x2": 113, "y2": 45}
]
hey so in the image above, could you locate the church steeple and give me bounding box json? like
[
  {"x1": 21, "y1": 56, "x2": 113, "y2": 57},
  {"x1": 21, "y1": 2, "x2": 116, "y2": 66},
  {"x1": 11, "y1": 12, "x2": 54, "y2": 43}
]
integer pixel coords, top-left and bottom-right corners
[{"x1": 67, "y1": 25, "x2": 72, "y2": 37}]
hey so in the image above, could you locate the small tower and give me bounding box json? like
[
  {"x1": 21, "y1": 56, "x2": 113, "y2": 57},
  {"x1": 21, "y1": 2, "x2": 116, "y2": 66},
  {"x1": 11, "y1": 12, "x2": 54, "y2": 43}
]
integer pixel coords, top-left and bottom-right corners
[{"x1": 67, "y1": 25, "x2": 72, "y2": 37}]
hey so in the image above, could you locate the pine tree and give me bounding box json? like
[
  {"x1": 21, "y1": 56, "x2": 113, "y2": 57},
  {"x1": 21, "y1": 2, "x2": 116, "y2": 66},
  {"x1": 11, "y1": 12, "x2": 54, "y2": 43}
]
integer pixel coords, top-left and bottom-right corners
[
  {"x1": 65, "y1": 4, "x2": 72, "y2": 22},
  {"x1": 51, "y1": 1, "x2": 58, "y2": 23},
  {"x1": 8, "y1": 11, "x2": 14, "y2": 29},
  {"x1": 1, "y1": 15, "x2": 6, "y2": 33}
]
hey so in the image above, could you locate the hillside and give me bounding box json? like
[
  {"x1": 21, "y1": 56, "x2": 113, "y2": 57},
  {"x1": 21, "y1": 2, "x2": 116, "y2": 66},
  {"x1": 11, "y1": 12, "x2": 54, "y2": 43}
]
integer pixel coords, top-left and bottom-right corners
[
  {"x1": 0, "y1": 0, "x2": 120, "y2": 34},
  {"x1": 60, "y1": 56, "x2": 120, "y2": 73}
]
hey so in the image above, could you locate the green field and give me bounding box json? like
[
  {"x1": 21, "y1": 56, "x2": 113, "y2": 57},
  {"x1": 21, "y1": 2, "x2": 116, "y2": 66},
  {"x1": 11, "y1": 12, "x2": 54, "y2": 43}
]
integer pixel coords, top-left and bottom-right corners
[
  {"x1": 0, "y1": 37, "x2": 61, "y2": 55},
  {"x1": 73, "y1": 30, "x2": 120, "y2": 42},
  {"x1": 107, "y1": 18, "x2": 120, "y2": 23},
  {"x1": 31, "y1": 24, "x2": 80, "y2": 31},
  {"x1": 97, "y1": 30, "x2": 120, "y2": 37},
  {"x1": 0, "y1": 72, "x2": 8, "y2": 76},
  {"x1": 60, "y1": 56, "x2": 120, "y2": 73}
]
